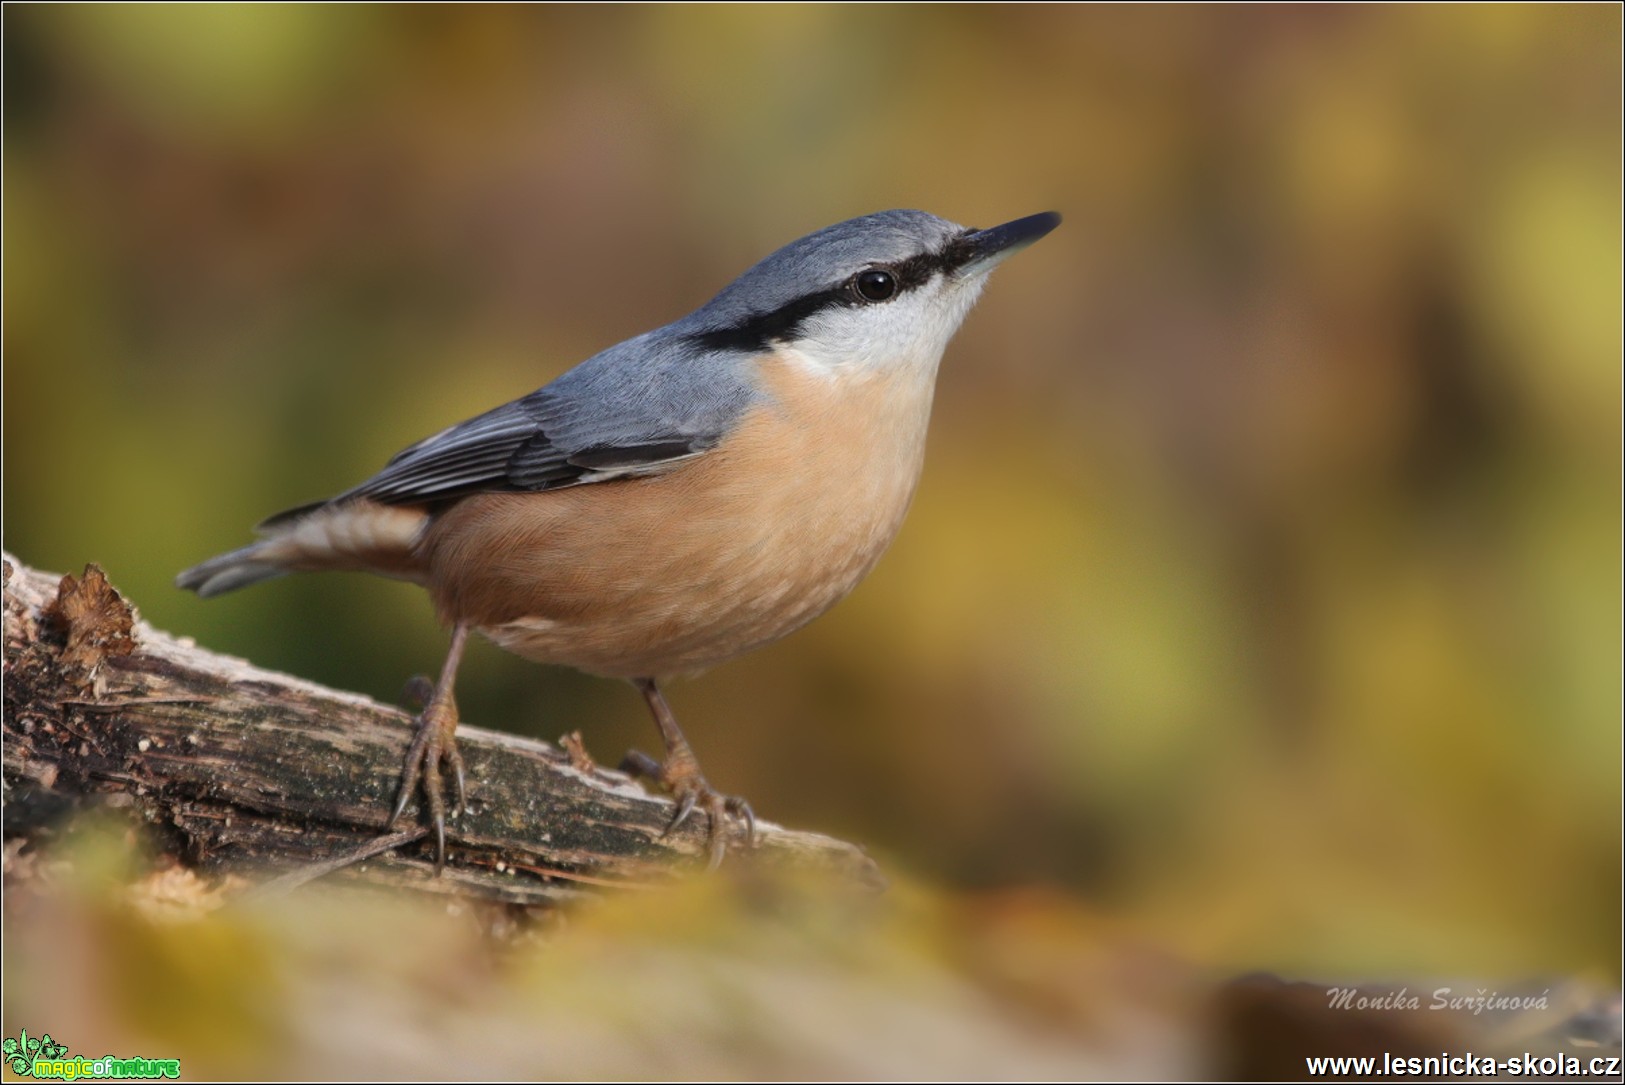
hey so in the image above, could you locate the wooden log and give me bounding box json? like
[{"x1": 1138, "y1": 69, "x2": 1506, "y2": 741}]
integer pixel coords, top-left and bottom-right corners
[{"x1": 2, "y1": 551, "x2": 884, "y2": 906}]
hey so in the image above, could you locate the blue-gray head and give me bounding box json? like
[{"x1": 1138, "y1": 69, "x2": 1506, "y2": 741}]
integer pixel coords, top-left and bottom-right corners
[{"x1": 680, "y1": 209, "x2": 1061, "y2": 375}]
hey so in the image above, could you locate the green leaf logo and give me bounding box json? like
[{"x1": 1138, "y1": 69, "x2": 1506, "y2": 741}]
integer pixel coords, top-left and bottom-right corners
[
  {"x1": 4, "y1": 1030, "x2": 29, "y2": 1077},
  {"x1": 3, "y1": 1028, "x2": 71, "y2": 1072}
]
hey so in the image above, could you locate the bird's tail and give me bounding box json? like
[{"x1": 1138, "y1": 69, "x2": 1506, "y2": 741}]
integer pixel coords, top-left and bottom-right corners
[
  {"x1": 175, "y1": 542, "x2": 292, "y2": 598},
  {"x1": 176, "y1": 499, "x2": 431, "y2": 598}
]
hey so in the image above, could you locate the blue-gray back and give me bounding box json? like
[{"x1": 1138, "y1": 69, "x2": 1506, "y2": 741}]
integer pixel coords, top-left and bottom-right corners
[{"x1": 267, "y1": 210, "x2": 963, "y2": 521}]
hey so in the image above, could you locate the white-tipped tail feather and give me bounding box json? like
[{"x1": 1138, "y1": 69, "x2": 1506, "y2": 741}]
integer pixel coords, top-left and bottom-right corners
[{"x1": 176, "y1": 500, "x2": 431, "y2": 597}]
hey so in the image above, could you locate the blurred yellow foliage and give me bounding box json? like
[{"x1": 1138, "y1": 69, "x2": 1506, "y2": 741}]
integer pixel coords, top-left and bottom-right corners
[{"x1": 5, "y1": 825, "x2": 1199, "y2": 1078}]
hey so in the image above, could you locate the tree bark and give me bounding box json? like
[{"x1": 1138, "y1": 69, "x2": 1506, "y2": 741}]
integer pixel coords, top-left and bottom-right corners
[{"x1": 2, "y1": 552, "x2": 883, "y2": 907}]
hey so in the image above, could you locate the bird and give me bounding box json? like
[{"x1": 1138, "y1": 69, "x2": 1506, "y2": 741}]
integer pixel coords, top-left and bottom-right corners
[{"x1": 177, "y1": 208, "x2": 1061, "y2": 870}]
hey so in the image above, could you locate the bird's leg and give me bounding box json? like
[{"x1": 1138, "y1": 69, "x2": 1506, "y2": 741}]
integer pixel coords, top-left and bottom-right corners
[
  {"x1": 386, "y1": 622, "x2": 470, "y2": 874},
  {"x1": 621, "y1": 678, "x2": 756, "y2": 870}
]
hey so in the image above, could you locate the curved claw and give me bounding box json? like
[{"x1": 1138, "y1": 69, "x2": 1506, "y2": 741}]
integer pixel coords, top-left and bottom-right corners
[
  {"x1": 386, "y1": 782, "x2": 413, "y2": 830},
  {"x1": 704, "y1": 822, "x2": 727, "y2": 873},
  {"x1": 432, "y1": 808, "x2": 447, "y2": 875},
  {"x1": 726, "y1": 796, "x2": 757, "y2": 849},
  {"x1": 378, "y1": 625, "x2": 470, "y2": 875},
  {"x1": 387, "y1": 722, "x2": 434, "y2": 829},
  {"x1": 447, "y1": 745, "x2": 468, "y2": 819},
  {"x1": 629, "y1": 679, "x2": 757, "y2": 869},
  {"x1": 637, "y1": 768, "x2": 757, "y2": 868},
  {"x1": 664, "y1": 790, "x2": 700, "y2": 837},
  {"x1": 387, "y1": 698, "x2": 462, "y2": 871}
]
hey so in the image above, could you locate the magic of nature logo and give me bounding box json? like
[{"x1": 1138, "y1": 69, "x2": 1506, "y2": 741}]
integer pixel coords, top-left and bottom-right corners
[{"x1": 3, "y1": 1030, "x2": 180, "y2": 1080}]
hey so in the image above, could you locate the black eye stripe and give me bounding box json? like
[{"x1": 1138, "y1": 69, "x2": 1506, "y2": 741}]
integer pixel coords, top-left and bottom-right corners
[
  {"x1": 687, "y1": 287, "x2": 849, "y2": 352},
  {"x1": 688, "y1": 232, "x2": 973, "y2": 353},
  {"x1": 886, "y1": 250, "x2": 946, "y2": 291}
]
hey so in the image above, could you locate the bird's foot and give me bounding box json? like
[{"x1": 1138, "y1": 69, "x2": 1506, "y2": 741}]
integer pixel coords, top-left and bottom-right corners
[
  {"x1": 620, "y1": 749, "x2": 756, "y2": 870},
  {"x1": 386, "y1": 675, "x2": 465, "y2": 874}
]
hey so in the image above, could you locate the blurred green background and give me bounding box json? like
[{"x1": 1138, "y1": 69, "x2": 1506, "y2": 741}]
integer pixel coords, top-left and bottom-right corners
[{"x1": 4, "y1": 4, "x2": 1619, "y2": 979}]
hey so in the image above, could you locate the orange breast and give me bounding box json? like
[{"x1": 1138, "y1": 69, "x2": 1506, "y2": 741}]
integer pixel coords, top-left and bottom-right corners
[{"x1": 419, "y1": 355, "x2": 937, "y2": 678}]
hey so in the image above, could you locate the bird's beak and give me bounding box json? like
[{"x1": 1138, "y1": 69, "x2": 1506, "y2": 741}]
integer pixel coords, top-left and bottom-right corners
[{"x1": 952, "y1": 211, "x2": 1062, "y2": 278}]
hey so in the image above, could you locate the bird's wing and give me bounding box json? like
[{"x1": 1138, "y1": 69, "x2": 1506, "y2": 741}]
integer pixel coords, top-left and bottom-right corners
[{"x1": 260, "y1": 333, "x2": 759, "y2": 526}]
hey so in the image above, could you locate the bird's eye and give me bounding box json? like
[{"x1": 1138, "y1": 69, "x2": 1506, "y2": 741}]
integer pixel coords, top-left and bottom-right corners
[{"x1": 854, "y1": 269, "x2": 897, "y2": 302}]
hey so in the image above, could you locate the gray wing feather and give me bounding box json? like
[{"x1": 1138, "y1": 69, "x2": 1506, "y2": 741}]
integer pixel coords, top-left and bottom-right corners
[{"x1": 323, "y1": 330, "x2": 759, "y2": 511}]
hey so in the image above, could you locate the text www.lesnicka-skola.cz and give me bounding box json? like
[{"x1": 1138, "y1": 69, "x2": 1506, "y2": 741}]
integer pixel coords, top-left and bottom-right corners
[{"x1": 1306, "y1": 1052, "x2": 1621, "y2": 1077}]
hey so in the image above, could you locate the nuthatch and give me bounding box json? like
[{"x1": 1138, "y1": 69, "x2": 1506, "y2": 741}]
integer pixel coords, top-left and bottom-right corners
[{"x1": 178, "y1": 208, "x2": 1061, "y2": 869}]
